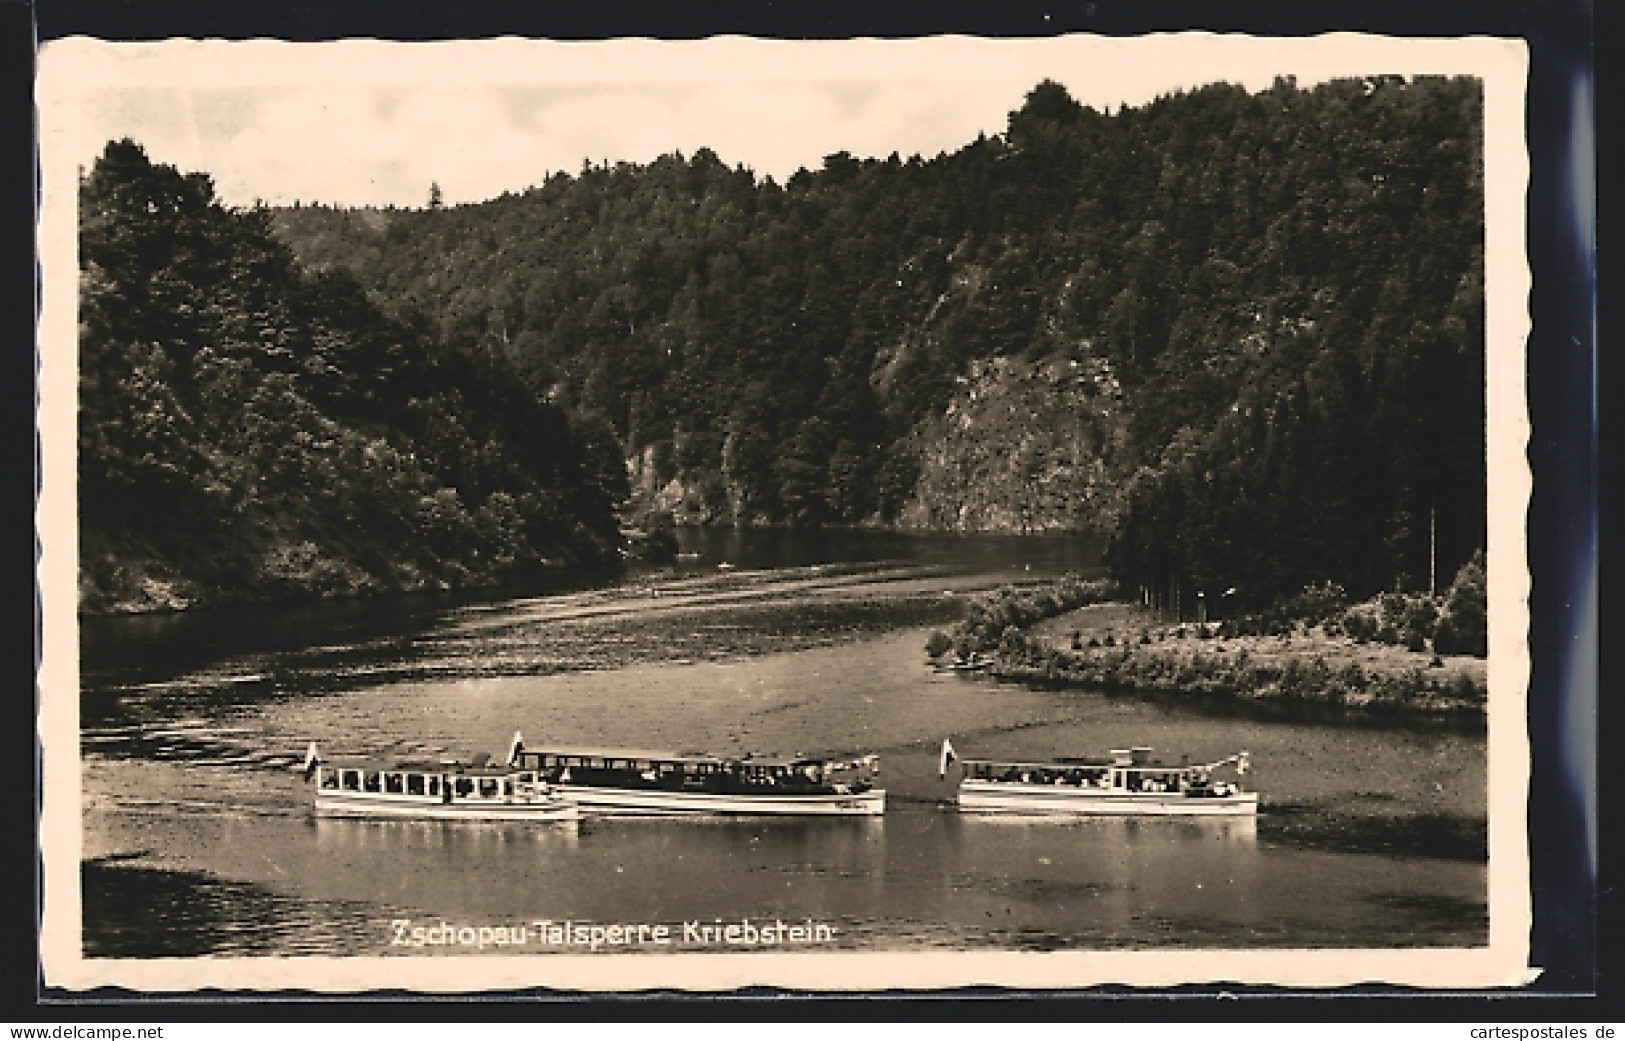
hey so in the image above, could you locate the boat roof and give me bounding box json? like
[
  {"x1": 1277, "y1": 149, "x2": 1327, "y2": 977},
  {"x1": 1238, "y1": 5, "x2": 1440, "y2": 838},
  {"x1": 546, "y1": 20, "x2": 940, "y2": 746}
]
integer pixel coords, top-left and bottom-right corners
[
  {"x1": 962, "y1": 757, "x2": 1187, "y2": 771},
  {"x1": 517, "y1": 744, "x2": 869, "y2": 768},
  {"x1": 320, "y1": 758, "x2": 534, "y2": 776}
]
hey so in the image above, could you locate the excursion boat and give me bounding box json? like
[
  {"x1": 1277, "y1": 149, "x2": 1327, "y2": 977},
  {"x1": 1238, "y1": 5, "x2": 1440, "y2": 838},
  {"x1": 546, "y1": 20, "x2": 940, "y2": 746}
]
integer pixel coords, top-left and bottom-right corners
[
  {"x1": 505, "y1": 733, "x2": 886, "y2": 816},
  {"x1": 941, "y1": 741, "x2": 1258, "y2": 816},
  {"x1": 302, "y1": 743, "x2": 580, "y2": 823}
]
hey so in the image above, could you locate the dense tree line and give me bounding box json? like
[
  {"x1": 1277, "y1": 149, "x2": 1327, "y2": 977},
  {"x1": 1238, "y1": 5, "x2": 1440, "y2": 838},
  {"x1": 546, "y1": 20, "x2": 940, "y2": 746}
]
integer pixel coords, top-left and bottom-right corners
[
  {"x1": 79, "y1": 140, "x2": 626, "y2": 611},
  {"x1": 272, "y1": 75, "x2": 1484, "y2": 610}
]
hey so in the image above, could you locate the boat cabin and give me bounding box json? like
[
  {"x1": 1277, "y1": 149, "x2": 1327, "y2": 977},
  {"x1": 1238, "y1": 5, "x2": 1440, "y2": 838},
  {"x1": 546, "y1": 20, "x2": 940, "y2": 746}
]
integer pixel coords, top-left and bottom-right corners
[
  {"x1": 511, "y1": 745, "x2": 877, "y2": 794},
  {"x1": 962, "y1": 746, "x2": 1229, "y2": 795},
  {"x1": 315, "y1": 761, "x2": 551, "y2": 802}
]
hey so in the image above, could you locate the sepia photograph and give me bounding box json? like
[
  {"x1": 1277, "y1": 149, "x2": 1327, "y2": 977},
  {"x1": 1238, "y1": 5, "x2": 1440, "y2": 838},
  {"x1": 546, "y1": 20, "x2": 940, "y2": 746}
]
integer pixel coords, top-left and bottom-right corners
[{"x1": 35, "y1": 30, "x2": 1537, "y2": 992}]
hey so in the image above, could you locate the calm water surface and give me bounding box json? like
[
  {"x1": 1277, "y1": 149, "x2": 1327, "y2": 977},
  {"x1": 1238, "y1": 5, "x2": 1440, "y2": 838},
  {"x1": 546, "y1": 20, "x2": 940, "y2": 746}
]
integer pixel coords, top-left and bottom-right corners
[{"x1": 79, "y1": 531, "x2": 1486, "y2": 957}]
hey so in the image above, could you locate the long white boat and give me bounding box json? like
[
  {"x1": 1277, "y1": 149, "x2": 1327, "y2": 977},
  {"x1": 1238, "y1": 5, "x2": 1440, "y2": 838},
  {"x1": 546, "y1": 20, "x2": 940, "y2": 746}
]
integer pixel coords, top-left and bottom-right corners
[
  {"x1": 506, "y1": 733, "x2": 886, "y2": 816},
  {"x1": 943, "y1": 742, "x2": 1258, "y2": 817},
  {"x1": 303, "y1": 743, "x2": 580, "y2": 823}
]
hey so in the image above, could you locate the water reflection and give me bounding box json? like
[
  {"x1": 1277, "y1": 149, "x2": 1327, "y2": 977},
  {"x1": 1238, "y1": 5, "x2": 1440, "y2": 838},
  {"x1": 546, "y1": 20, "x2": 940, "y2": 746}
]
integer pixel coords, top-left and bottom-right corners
[
  {"x1": 82, "y1": 859, "x2": 391, "y2": 957},
  {"x1": 285, "y1": 810, "x2": 1266, "y2": 953},
  {"x1": 313, "y1": 816, "x2": 583, "y2": 855},
  {"x1": 671, "y1": 527, "x2": 1109, "y2": 574},
  {"x1": 962, "y1": 813, "x2": 1258, "y2": 843}
]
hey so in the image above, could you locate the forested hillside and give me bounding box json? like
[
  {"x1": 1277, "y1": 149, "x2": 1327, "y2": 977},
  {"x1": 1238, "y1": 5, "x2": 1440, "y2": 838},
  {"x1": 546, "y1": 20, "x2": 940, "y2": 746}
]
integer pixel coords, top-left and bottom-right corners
[
  {"x1": 270, "y1": 75, "x2": 1484, "y2": 611},
  {"x1": 78, "y1": 140, "x2": 627, "y2": 613}
]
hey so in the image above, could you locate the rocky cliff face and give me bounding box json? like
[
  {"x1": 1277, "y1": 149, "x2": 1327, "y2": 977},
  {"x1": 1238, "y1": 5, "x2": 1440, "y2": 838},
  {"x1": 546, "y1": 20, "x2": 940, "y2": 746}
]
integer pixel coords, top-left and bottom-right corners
[
  {"x1": 896, "y1": 352, "x2": 1130, "y2": 533},
  {"x1": 622, "y1": 350, "x2": 1131, "y2": 534}
]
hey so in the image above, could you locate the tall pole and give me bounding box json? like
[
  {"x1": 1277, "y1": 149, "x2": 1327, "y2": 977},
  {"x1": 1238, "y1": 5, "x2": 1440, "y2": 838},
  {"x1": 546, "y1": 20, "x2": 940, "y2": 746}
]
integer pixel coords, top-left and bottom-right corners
[{"x1": 1429, "y1": 503, "x2": 1437, "y2": 597}]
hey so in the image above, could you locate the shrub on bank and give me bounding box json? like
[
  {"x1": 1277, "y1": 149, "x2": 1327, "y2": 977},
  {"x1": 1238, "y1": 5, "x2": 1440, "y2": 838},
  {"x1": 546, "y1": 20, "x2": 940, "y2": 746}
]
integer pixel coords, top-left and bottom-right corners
[
  {"x1": 1279, "y1": 581, "x2": 1350, "y2": 627},
  {"x1": 953, "y1": 575, "x2": 1117, "y2": 651},
  {"x1": 988, "y1": 625, "x2": 1484, "y2": 714},
  {"x1": 1433, "y1": 551, "x2": 1488, "y2": 657}
]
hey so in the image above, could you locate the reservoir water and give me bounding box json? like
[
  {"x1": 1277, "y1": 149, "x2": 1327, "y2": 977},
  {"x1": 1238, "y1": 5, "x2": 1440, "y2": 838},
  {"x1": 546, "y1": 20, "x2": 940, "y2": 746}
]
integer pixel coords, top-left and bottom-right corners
[{"x1": 77, "y1": 530, "x2": 1487, "y2": 957}]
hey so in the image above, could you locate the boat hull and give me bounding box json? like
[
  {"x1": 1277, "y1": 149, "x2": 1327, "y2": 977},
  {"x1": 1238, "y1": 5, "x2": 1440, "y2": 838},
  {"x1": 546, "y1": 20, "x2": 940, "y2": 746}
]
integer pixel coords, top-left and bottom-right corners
[
  {"x1": 958, "y1": 780, "x2": 1258, "y2": 816},
  {"x1": 314, "y1": 790, "x2": 580, "y2": 823},
  {"x1": 556, "y1": 785, "x2": 887, "y2": 817}
]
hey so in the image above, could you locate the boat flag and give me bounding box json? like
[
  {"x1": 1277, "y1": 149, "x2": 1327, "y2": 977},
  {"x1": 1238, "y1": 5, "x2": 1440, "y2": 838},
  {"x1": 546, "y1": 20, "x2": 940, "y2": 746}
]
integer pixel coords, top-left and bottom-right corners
[
  {"x1": 506, "y1": 731, "x2": 525, "y2": 767},
  {"x1": 939, "y1": 738, "x2": 958, "y2": 778},
  {"x1": 301, "y1": 741, "x2": 319, "y2": 779}
]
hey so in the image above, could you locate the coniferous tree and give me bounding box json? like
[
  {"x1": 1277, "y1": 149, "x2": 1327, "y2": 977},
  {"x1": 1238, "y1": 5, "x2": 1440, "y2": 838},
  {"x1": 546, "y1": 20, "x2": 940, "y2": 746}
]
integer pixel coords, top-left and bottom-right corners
[
  {"x1": 266, "y1": 76, "x2": 1486, "y2": 606},
  {"x1": 79, "y1": 140, "x2": 625, "y2": 612}
]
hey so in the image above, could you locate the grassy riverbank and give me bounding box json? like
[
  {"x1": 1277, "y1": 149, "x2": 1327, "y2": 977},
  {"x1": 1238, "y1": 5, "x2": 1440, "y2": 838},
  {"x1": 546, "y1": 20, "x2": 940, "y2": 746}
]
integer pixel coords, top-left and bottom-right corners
[{"x1": 936, "y1": 584, "x2": 1488, "y2": 716}]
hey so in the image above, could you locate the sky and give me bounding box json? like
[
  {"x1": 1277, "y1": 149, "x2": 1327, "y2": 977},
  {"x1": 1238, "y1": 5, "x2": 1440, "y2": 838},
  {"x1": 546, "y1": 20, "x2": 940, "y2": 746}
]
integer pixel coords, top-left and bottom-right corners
[{"x1": 40, "y1": 34, "x2": 1507, "y2": 208}]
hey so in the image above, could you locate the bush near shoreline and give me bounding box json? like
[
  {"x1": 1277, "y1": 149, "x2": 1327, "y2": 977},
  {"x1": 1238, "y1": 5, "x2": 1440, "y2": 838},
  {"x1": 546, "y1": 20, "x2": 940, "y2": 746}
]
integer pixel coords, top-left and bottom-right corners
[{"x1": 931, "y1": 567, "x2": 1488, "y2": 716}]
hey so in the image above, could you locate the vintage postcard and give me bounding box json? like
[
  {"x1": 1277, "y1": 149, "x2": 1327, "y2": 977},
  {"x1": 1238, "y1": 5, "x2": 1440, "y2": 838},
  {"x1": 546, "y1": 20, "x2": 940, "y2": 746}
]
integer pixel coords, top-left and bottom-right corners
[{"x1": 37, "y1": 32, "x2": 1535, "y2": 992}]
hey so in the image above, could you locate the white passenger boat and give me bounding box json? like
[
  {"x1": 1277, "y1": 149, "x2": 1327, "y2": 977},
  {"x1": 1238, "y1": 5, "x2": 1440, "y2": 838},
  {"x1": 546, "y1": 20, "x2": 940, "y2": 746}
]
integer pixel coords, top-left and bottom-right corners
[
  {"x1": 506, "y1": 733, "x2": 886, "y2": 816},
  {"x1": 303, "y1": 743, "x2": 580, "y2": 823},
  {"x1": 942, "y1": 741, "x2": 1258, "y2": 816}
]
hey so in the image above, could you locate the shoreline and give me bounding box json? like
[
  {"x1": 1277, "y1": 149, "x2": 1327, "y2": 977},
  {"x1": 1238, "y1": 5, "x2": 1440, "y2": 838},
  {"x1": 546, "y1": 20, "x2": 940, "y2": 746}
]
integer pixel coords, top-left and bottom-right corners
[{"x1": 981, "y1": 600, "x2": 1487, "y2": 717}]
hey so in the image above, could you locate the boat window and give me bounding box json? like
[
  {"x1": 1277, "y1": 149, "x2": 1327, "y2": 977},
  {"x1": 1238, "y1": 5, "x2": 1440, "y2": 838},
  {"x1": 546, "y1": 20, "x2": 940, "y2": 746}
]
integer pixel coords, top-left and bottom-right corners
[
  {"x1": 502, "y1": 780, "x2": 513, "y2": 796},
  {"x1": 588, "y1": 758, "x2": 605, "y2": 770},
  {"x1": 319, "y1": 770, "x2": 339, "y2": 789},
  {"x1": 385, "y1": 773, "x2": 404, "y2": 794},
  {"x1": 406, "y1": 774, "x2": 425, "y2": 796},
  {"x1": 363, "y1": 772, "x2": 381, "y2": 792},
  {"x1": 341, "y1": 770, "x2": 360, "y2": 791},
  {"x1": 427, "y1": 776, "x2": 440, "y2": 796},
  {"x1": 454, "y1": 777, "x2": 474, "y2": 798}
]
